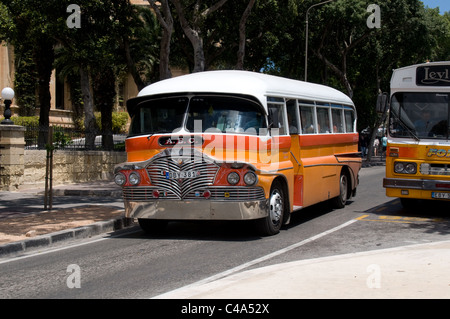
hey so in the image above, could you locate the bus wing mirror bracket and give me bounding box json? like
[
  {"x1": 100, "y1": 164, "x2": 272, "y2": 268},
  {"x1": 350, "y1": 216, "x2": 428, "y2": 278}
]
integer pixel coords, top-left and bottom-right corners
[{"x1": 376, "y1": 93, "x2": 389, "y2": 113}]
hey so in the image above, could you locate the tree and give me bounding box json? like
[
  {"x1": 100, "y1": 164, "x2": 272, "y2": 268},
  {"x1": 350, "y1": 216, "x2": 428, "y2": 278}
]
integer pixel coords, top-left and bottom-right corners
[
  {"x1": 57, "y1": 0, "x2": 142, "y2": 150},
  {"x1": 171, "y1": 0, "x2": 229, "y2": 72},
  {"x1": 310, "y1": 0, "x2": 375, "y2": 98},
  {"x1": 148, "y1": 0, "x2": 174, "y2": 80},
  {"x1": 0, "y1": 3, "x2": 37, "y2": 116},
  {"x1": 0, "y1": 0, "x2": 65, "y2": 147},
  {"x1": 236, "y1": 0, "x2": 256, "y2": 70}
]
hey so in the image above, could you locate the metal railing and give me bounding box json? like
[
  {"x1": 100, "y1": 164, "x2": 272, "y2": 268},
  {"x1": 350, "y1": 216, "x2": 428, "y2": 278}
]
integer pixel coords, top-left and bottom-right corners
[{"x1": 23, "y1": 124, "x2": 126, "y2": 151}]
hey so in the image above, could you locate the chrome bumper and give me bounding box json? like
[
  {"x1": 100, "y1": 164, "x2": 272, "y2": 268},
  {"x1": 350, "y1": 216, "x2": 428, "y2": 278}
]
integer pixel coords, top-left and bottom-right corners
[
  {"x1": 124, "y1": 199, "x2": 269, "y2": 220},
  {"x1": 383, "y1": 178, "x2": 450, "y2": 191}
]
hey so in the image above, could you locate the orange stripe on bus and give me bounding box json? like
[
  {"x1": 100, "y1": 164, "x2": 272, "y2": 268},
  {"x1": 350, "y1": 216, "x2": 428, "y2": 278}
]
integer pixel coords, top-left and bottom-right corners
[{"x1": 299, "y1": 133, "x2": 359, "y2": 147}]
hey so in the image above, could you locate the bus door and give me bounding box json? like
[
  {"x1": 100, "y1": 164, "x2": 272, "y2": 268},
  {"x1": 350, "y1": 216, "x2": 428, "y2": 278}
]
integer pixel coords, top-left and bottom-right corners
[{"x1": 286, "y1": 99, "x2": 303, "y2": 208}]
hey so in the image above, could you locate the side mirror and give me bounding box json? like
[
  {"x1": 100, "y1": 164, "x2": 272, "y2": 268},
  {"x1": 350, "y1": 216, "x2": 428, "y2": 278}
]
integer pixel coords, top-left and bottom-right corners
[{"x1": 376, "y1": 93, "x2": 388, "y2": 113}]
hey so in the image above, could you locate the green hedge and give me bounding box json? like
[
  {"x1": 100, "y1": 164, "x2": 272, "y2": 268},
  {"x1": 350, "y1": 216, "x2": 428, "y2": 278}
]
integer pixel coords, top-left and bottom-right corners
[{"x1": 1, "y1": 112, "x2": 129, "y2": 133}]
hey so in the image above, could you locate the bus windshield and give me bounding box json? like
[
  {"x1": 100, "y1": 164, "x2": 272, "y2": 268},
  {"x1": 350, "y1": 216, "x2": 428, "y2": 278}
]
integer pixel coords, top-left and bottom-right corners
[
  {"x1": 389, "y1": 92, "x2": 450, "y2": 140},
  {"x1": 129, "y1": 95, "x2": 267, "y2": 136},
  {"x1": 186, "y1": 95, "x2": 267, "y2": 135},
  {"x1": 129, "y1": 96, "x2": 188, "y2": 135}
]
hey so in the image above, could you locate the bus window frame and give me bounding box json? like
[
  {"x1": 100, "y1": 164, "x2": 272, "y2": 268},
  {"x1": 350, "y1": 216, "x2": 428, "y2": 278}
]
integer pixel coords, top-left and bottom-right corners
[
  {"x1": 286, "y1": 99, "x2": 300, "y2": 135},
  {"x1": 298, "y1": 100, "x2": 317, "y2": 134},
  {"x1": 343, "y1": 106, "x2": 356, "y2": 133},
  {"x1": 267, "y1": 96, "x2": 289, "y2": 136},
  {"x1": 316, "y1": 102, "x2": 332, "y2": 134}
]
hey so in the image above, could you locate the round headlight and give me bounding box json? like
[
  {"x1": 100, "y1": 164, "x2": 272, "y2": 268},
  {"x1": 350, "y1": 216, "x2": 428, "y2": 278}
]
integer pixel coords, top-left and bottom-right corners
[
  {"x1": 129, "y1": 172, "x2": 141, "y2": 185},
  {"x1": 227, "y1": 172, "x2": 240, "y2": 185},
  {"x1": 394, "y1": 162, "x2": 405, "y2": 173},
  {"x1": 405, "y1": 163, "x2": 417, "y2": 174},
  {"x1": 243, "y1": 171, "x2": 257, "y2": 186},
  {"x1": 114, "y1": 173, "x2": 126, "y2": 186}
]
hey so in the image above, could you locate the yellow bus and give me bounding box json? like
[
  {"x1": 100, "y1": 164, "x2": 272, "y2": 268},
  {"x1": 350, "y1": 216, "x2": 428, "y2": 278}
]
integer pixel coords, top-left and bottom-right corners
[
  {"x1": 114, "y1": 70, "x2": 361, "y2": 235},
  {"x1": 382, "y1": 61, "x2": 450, "y2": 207}
]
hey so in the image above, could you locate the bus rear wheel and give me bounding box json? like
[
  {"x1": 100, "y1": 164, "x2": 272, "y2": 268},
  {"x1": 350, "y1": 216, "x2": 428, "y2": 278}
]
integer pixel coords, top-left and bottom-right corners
[
  {"x1": 256, "y1": 180, "x2": 285, "y2": 236},
  {"x1": 332, "y1": 171, "x2": 349, "y2": 209}
]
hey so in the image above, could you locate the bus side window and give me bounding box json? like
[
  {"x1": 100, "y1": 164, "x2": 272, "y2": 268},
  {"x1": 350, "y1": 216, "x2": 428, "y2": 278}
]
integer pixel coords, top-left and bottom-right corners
[
  {"x1": 331, "y1": 107, "x2": 344, "y2": 133},
  {"x1": 344, "y1": 108, "x2": 355, "y2": 132},
  {"x1": 316, "y1": 106, "x2": 331, "y2": 133},
  {"x1": 299, "y1": 104, "x2": 316, "y2": 134},
  {"x1": 286, "y1": 99, "x2": 299, "y2": 134},
  {"x1": 268, "y1": 102, "x2": 287, "y2": 135}
]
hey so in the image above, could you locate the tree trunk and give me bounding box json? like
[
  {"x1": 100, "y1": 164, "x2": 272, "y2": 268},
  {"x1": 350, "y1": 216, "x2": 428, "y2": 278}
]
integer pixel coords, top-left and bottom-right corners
[
  {"x1": 124, "y1": 37, "x2": 146, "y2": 91},
  {"x1": 148, "y1": 0, "x2": 173, "y2": 80},
  {"x1": 35, "y1": 39, "x2": 55, "y2": 149},
  {"x1": 92, "y1": 67, "x2": 116, "y2": 151},
  {"x1": 80, "y1": 67, "x2": 96, "y2": 150},
  {"x1": 236, "y1": 0, "x2": 256, "y2": 70}
]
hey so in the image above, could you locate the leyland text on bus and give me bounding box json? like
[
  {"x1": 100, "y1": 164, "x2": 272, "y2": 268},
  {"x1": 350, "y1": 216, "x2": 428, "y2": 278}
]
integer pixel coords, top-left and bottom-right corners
[
  {"x1": 114, "y1": 71, "x2": 362, "y2": 235},
  {"x1": 379, "y1": 61, "x2": 450, "y2": 207}
]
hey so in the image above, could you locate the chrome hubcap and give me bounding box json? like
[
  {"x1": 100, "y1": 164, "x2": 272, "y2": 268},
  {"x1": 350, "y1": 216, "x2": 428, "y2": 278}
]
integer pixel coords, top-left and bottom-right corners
[{"x1": 269, "y1": 189, "x2": 283, "y2": 225}]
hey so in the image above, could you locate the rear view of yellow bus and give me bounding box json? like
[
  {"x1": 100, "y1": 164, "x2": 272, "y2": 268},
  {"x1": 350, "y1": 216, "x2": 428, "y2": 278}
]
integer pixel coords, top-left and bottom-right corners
[{"x1": 382, "y1": 61, "x2": 450, "y2": 207}]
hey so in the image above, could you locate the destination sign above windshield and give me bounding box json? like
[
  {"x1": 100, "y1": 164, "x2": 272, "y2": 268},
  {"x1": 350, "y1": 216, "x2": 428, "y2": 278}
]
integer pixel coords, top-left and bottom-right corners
[{"x1": 416, "y1": 65, "x2": 450, "y2": 86}]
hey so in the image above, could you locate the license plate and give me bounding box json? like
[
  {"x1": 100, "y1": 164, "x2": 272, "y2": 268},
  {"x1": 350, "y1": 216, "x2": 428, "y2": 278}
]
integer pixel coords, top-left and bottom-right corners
[
  {"x1": 431, "y1": 192, "x2": 450, "y2": 199},
  {"x1": 162, "y1": 170, "x2": 200, "y2": 179}
]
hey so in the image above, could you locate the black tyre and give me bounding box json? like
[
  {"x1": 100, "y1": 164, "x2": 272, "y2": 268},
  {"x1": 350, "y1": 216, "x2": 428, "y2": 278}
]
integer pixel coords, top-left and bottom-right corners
[
  {"x1": 332, "y1": 171, "x2": 349, "y2": 209},
  {"x1": 256, "y1": 180, "x2": 285, "y2": 236}
]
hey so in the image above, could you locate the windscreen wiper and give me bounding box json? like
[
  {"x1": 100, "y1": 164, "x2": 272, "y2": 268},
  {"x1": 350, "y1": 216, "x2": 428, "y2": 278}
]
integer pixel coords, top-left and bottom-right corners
[{"x1": 391, "y1": 110, "x2": 420, "y2": 141}]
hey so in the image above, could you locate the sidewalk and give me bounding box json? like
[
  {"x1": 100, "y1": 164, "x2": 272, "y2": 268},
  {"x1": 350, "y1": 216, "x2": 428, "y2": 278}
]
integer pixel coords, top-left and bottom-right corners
[
  {"x1": 0, "y1": 180, "x2": 132, "y2": 257},
  {"x1": 154, "y1": 240, "x2": 450, "y2": 299}
]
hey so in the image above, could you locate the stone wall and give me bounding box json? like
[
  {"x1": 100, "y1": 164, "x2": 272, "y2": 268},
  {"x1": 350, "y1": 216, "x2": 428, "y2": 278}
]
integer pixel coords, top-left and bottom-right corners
[
  {"x1": 0, "y1": 125, "x2": 25, "y2": 190},
  {"x1": 21, "y1": 150, "x2": 127, "y2": 190},
  {"x1": 1, "y1": 123, "x2": 127, "y2": 190}
]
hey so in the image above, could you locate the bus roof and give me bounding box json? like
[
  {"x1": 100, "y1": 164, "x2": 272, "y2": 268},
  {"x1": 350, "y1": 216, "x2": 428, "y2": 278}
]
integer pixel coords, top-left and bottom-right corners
[
  {"x1": 391, "y1": 61, "x2": 450, "y2": 94},
  {"x1": 135, "y1": 70, "x2": 353, "y2": 107}
]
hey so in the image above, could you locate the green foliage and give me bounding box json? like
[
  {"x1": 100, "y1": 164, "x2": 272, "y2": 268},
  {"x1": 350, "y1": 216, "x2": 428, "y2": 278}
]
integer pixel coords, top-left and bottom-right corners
[
  {"x1": 52, "y1": 129, "x2": 73, "y2": 149},
  {"x1": 74, "y1": 112, "x2": 129, "y2": 134},
  {"x1": 95, "y1": 112, "x2": 129, "y2": 134},
  {"x1": 9, "y1": 115, "x2": 39, "y2": 126}
]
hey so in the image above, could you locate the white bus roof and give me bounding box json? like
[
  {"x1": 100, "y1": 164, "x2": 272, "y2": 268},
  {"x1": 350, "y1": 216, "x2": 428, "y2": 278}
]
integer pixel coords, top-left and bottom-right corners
[
  {"x1": 391, "y1": 61, "x2": 450, "y2": 94},
  {"x1": 136, "y1": 70, "x2": 353, "y2": 107}
]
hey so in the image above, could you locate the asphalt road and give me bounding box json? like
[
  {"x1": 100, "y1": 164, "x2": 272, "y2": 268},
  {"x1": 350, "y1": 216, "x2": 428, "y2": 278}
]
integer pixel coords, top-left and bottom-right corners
[{"x1": 1, "y1": 166, "x2": 449, "y2": 299}]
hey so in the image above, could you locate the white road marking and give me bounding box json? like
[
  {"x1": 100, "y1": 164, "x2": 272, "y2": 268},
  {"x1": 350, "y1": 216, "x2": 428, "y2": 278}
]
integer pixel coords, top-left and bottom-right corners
[{"x1": 152, "y1": 219, "x2": 357, "y2": 299}]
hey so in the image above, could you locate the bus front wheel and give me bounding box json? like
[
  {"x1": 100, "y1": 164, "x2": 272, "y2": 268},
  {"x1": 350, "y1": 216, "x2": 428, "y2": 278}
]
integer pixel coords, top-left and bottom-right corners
[{"x1": 256, "y1": 180, "x2": 285, "y2": 236}]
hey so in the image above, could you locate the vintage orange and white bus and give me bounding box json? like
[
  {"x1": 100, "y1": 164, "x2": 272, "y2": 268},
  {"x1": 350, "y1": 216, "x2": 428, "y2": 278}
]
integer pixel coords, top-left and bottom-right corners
[
  {"x1": 114, "y1": 70, "x2": 361, "y2": 235},
  {"x1": 382, "y1": 61, "x2": 450, "y2": 207}
]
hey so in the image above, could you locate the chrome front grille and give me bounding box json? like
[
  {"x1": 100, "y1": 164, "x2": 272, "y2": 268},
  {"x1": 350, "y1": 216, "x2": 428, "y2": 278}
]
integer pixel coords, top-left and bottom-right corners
[
  {"x1": 184, "y1": 186, "x2": 266, "y2": 201},
  {"x1": 146, "y1": 155, "x2": 219, "y2": 199},
  {"x1": 122, "y1": 186, "x2": 266, "y2": 201},
  {"x1": 122, "y1": 186, "x2": 178, "y2": 200}
]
